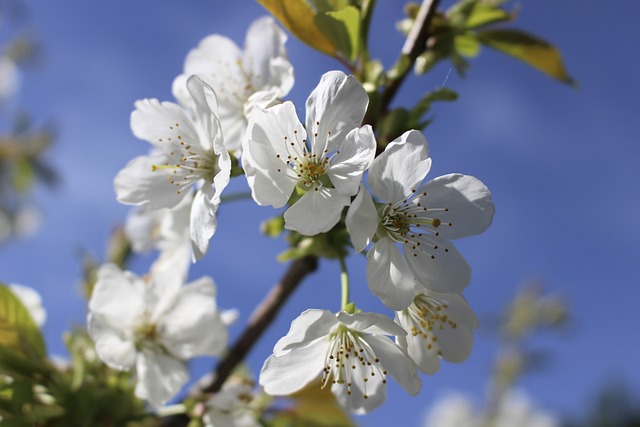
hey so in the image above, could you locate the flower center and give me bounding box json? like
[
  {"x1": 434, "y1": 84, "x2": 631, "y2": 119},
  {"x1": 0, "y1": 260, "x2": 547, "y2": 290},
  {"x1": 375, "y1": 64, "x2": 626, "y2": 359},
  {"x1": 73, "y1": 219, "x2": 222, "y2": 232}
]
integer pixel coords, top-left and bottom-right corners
[
  {"x1": 404, "y1": 295, "x2": 458, "y2": 354},
  {"x1": 273, "y1": 123, "x2": 336, "y2": 190},
  {"x1": 321, "y1": 326, "x2": 387, "y2": 399},
  {"x1": 151, "y1": 123, "x2": 219, "y2": 195},
  {"x1": 376, "y1": 189, "x2": 453, "y2": 259}
]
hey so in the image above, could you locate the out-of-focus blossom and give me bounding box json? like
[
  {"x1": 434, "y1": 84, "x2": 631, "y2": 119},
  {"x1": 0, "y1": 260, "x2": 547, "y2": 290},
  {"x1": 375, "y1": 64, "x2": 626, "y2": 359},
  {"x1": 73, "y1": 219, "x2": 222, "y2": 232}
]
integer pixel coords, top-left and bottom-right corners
[
  {"x1": 174, "y1": 16, "x2": 294, "y2": 153},
  {"x1": 87, "y1": 263, "x2": 227, "y2": 406}
]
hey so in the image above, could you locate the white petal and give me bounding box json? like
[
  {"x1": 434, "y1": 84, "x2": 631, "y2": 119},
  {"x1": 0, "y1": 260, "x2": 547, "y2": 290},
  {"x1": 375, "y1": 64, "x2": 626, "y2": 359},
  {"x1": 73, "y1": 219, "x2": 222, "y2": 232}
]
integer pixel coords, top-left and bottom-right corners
[
  {"x1": 243, "y1": 16, "x2": 292, "y2": 93},
  {"x1": 88, "y1": 264, "x2": 144, "y2": 331},
  {"x1": 415, "y1": 174, "x2": 494, "y2": 239},
  {"x1": 404, "y1": 236, "x2": 471, "y2": 294},
  {"x1": 130, "y1": 99, "x2": 199, "y2": 148},
  {"x1": 88, "y1": 313, "x2": 136, "y2": 370},
  {"x1": 273, "y1": 309, "x2": 338, "y2": 353},
  {"x1": 363, "y1": 335, "x2": 421, "y2": 395},
  {"x1": 268, "y1": 56, "x2": 295, "y2": 97},
  {"x1": 151, "y1": 240, "x2": 192, "y2": 284},
  {"x1": 305, "y1": 71, "x2": 368, "y2": 156},
  {"x1": 332, "y1": 370, "x2": 386, "y2": 415},
  {"x1": 366, "y1": 239, "x2": 416, "y2": 310},
  {"x1": 184, "y1": 35, "x2": 242, "y2": 78},
  {"x1": 186, "y1": 75, "x2": 222, "y2": 151},
  {"x1": 124, "y1": 205, "x2": 162, "y2": 253},
  {"x1": 427, "y1": 292, "x2": 477, "y2": 363},
  {"x1": 114, "y1": 154, "x2": 187, "y2": 210},
  {"x1": 160, "y1": 276, "x2": 227, "y2": 358},
  {"x1": 259, "y1": 337, "x2": 329, "y2": 396},
  {"x1": 328, "y1": 125, "x2": 376, "y2": 196},
  {"x1": 396, "y1": 311, "x2": 441, "y2": 374},
  {"x1": 243, "y1": 103, "x2": 304, "y2": 207},
  {"x1": 184, "y1": 34, "x2": 246, "y2": 115},
  {"x1": 345, "y1": 184, "x2": 379, "y2": 253},
  {"x1": 190, "y1": 188, "x2": 218, "y2": 260},
  {"x1": 213, "y1": 149, "x2": 232, "y2": 203},
  {"x1": 336, "y1": 311, "x2": 406, "y2": 337},
  {"x1": 368, "y1": 130, "x2": 431, "y2": 203},
  {"x1": 171, "y1": 74, "x2": 193, "y2": 112},
  {"x1": 284, "y1": 186, "x2": 350, "y2": 235},
  {"x1": 135, "y1": 352, "x2": 189, "y2": 407},
  {"x1": 244, "y1": 87, "x2": 280, "y2": 117}
]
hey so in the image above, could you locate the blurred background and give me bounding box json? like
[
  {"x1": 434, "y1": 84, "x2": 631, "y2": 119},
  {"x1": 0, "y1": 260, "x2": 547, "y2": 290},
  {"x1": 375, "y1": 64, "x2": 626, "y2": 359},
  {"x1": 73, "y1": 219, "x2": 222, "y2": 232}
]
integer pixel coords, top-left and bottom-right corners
[{"x1": 1, "y1": 0, "x2": 639, "y2": 425}]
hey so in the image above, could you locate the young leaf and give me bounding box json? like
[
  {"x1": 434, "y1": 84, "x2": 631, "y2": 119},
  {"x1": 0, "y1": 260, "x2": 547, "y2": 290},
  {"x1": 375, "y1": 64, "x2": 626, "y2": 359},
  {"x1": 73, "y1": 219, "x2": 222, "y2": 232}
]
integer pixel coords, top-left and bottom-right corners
[
  {"x1": 315, "y1": 6, "x2": 360, "y2": 61},
  {"x1": 0, "y1": 284, "x2": 46, "y2": 360},
  {"x1": 257, "y1": 0, "x2": 337, "y2": 56},
  {"x1": 309, "y1": 0, "x2": 352, "y2": 13},
  {"x1": 477, "y1": 29, "x2": 575, "y2": 85},
  {"x1": 455, "y1": 33, "x2": 481, "y2": 57},
  {"x1": 409, "y1": 88, "x2": 459, "y2": 128},
  {"x1": 465, "y1": 5, "x2": 512, "y2": 29}
]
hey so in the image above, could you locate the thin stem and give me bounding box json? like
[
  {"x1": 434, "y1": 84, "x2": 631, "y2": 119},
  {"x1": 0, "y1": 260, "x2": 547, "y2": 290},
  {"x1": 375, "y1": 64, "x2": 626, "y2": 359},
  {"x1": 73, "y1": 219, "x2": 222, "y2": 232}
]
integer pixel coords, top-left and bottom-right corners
[
  {"x1": 339, "y1": 256, "x2": 350, "y2": 310},
  {"x1": 378, "y1": 0, "x2": 441, "y2": 116}
]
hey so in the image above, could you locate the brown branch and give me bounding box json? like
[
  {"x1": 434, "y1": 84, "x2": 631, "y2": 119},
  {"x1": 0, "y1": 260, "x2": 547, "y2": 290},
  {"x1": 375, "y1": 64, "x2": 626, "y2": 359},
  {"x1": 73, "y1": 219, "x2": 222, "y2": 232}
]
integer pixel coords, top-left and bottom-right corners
[
  {"x1": 201, "y1": 255, "x2": 318, "y2": 394},
  {"x1": 160, "y1": 256, "x2": 318, "y2": 427},
  {"x1": 378, "y1": 0, "x2": 441, "y2": 115}
]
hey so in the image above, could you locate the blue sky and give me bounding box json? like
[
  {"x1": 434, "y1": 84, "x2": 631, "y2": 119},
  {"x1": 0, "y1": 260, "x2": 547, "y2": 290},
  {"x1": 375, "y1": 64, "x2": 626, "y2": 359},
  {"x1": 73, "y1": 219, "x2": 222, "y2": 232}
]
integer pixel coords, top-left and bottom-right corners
[{"x1": 1, "y1": 1, "x2": 639, "y2": 425}]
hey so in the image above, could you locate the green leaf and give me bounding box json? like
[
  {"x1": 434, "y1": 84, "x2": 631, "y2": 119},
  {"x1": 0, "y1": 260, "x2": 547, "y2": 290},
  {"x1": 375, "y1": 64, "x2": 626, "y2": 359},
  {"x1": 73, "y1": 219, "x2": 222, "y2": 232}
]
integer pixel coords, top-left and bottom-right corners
[
  {"x1": 377, "y1": 108, "x2": 411, "y2": 147},
  {"x1": 0, "y1": 284, "x2": 46, "y2": 360},
  {"x1": 477, "y1": 29, "x2": 576, "y2": 85},
  {"x1": 315, "y1": 6, "x2": 360, "y2": 61},
  {"x1": 446, "y1": 0, "x2": 479, "y2": 27},
  {"x1": 465, "y1": 5, "x2": 512, "y2": 28},
  {"x1": 455, "y1": 33, "x2": 481, "y2": 57},
  {"x1": 257, "y1": 0, "x2": 337, "y2": 56},
  {"x1": 409, "y1": 88, "x2": 459, "y2": 128},
  {"x1": 309, "y1": 0, "x2": 352, "y2": 12}
]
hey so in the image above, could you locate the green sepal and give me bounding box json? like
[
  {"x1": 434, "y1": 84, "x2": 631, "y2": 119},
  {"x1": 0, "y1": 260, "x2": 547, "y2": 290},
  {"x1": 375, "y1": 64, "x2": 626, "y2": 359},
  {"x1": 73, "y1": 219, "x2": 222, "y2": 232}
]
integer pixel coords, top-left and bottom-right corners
[{"x1": 261, "y1": 216, "x2": 286, "y2": 238}]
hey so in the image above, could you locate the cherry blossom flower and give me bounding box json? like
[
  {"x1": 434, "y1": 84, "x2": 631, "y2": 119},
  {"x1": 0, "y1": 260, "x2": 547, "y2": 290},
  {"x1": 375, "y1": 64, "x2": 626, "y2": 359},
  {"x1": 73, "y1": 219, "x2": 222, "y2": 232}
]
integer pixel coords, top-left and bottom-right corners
[
  {"x1": 396, "y1": 290, "x2": 478, "y2": 374},
  {"x1": 346, "y1": 130, "x2": 494, "y2": 309},
  {"x1": 259, "y1": 309, "x2": 421, "y2": 414},
  {"x1": 87, "y1": 263, "x2": 227, "y2": 407},
  {"x1": 173, "y1": 16, "x2": 294, "y2": 153},
  {"x1": 124, "y1": 194, "x2": 192, "y2": 277},
  {"x1": 115, "y1": 75, "x2": 231, "y2": 260},
  {"x1": 243, "y1": 71, "x2": 375, "y2": 235},
  {"x1": 423, "y1": 391, "x2": 559, "y2": 427},
  {"x1": 203, "y1": 382, "x2": 259, "y2": 427}
]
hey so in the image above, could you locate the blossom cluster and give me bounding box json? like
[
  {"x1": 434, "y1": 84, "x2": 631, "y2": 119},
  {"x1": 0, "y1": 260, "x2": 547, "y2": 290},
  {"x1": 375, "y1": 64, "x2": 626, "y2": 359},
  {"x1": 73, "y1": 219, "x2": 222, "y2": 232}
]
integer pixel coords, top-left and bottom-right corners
[{"x1": 88, "y1": 15, "x2": 495, "y2": 421}]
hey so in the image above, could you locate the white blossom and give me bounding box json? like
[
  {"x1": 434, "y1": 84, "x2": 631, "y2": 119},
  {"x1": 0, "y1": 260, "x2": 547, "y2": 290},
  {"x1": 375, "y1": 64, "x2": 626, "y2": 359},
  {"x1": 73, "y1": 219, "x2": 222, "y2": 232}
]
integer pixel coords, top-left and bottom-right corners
[
  {"x1": 115, "y1": 75, "x2": 231, "y2": 260},
  {"x1": 203, "y1": 382, "x2": 259, "y2": 427},
  {"x1": 346, "y1": 130, "x2": 494, "y2": 309},
  {"x1": 87, "y1": 263, "x2": 227, "y2": 406},
  {"x1": 423, "y1": 391, "x2": 559, "y2": 427},
  {"x1": 173, "y1": 16, "x2": 294, "y2": 153},
  {"x1": 259, "y1": 309, "x2": 421, "y2": 414},
  {"x1": 396, "y1": 291, "x2": 477, "y2": 374},
  {"x1": 243, "y1": 71, "x2": 375, "y2": 236},
  {"x1": 124, "y1": 193, "x2": 192, "y2": 277}
]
